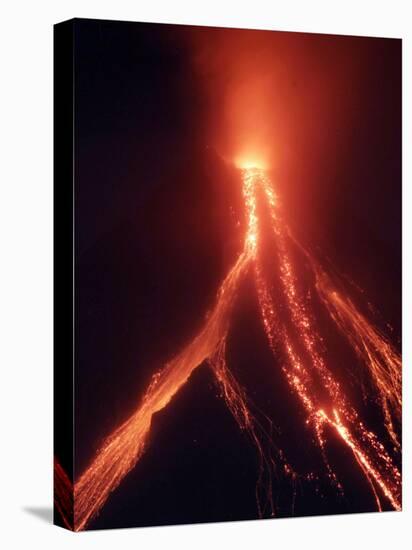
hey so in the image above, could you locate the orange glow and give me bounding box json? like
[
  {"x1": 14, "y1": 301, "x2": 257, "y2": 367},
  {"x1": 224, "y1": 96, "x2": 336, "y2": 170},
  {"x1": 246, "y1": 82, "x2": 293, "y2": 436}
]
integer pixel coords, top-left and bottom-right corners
[
  {"x1": 62, "y1": 166, "x2": 401, "y2": 531},
  {"x1": 311, "y1": 262, "x2": 402, "y2": 448},
  {"x1": 247, "y1": 167, "x2": 401, "y2": 513},
  {"x1": 73, "y1": 166, "x2": 266, "y2": 531},
  {"x1": 234, "y1": 155, "x2": 269, "y2": 171},
  {"x1": 54, "y1": 458, "x2": 73, "y2": 530},
  {"x1": 74, "y1": 248, "x2": 251, "y2": 531}
]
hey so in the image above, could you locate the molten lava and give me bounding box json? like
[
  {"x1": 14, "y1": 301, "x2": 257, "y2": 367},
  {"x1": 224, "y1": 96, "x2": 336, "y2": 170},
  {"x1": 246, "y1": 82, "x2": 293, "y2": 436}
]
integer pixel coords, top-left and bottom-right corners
[
  {"x1": 54, "y1": 458, "x2": 73, "y2": 530},
  {"x1": 56, "y1": 166, "x2": 401, "y2": 530}
]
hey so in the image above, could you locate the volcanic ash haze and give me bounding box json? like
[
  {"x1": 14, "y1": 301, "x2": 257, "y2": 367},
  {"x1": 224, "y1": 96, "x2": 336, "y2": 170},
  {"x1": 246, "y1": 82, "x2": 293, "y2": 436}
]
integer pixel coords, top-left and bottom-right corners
[{"x1": 191, "y1": 28, "x2": 366, "y2": 171}]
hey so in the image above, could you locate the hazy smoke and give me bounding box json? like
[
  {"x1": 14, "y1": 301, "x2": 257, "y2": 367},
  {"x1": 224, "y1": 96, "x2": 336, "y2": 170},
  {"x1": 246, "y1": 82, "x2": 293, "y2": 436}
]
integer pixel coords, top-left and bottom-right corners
[{"x1": 191, "y1": 27, "x2": 366, "y2": 172}]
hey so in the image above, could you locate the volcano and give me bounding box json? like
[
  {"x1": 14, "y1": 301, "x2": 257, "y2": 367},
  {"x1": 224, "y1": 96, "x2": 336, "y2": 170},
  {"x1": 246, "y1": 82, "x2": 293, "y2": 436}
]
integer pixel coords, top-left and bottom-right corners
[{"x1": 53, "y1": 19, "x2": 401, "y2": 531}]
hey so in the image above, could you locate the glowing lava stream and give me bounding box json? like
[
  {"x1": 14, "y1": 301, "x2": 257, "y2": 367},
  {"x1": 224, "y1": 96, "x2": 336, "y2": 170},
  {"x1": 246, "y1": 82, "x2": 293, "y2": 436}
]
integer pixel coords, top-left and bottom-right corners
[
  {"x1": 54, "y1": 458, "x2": 74, "y2": 530},
  {"x1": 73, "y1": 165, "x2": 266, "y2": 531},
  {"x1": 311, "y1": 263, "x2": 402, "y2": 449},
  {"x1": 74, "y1": 252, "x2": 251, "y2": 531},
  {"x1": 248, "y1": 168, "x2": 401, "y2": 512},
  {"x1": 71, "y1": 166, "x2": 401, "y2": 531}
]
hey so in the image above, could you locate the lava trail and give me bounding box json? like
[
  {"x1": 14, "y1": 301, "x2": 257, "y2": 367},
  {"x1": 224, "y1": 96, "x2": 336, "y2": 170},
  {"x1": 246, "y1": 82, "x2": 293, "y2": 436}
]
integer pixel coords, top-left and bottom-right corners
[
  {"x1": 74, "y1": 252, "x2": 249, "y2": 530},
  {"x1": 67, "y1": 165, "x2": 401, "y2": 530},
  {"x1": 209, "y1": 338, "x2": 294, "y2": 518},
  {"x1": 245, "y1": 167, "x2": 401, "y2": 511},
  {"x1": 54, "y1": 457, "x2": 74, "y2": 530},
  {"x1": 73, "y1": 167, "x2": 270, "y2": 531},
  {"x1": 311, "y1": 262, "x2": 402, "y2": 448}
]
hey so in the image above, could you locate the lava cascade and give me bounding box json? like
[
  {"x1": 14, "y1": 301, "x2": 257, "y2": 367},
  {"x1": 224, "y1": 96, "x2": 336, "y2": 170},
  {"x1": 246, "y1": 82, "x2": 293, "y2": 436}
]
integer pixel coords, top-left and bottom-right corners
[{"x1": 56, "y1": 166, "x2": 401, "y2": 531}]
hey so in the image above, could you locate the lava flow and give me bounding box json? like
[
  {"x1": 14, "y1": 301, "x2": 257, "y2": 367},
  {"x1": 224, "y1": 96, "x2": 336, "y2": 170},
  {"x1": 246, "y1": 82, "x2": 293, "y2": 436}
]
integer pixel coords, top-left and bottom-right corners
[
  {"x1": 247, "y1": 168, "x2": 401, "y2": 512},
  {"x1": 58, "y1": 165, "x2": 401, "y2": 531},
  {"x1": 54, "y1": 457, "x2": 73, "y2": 530},
  {"x1": 311, "y1": 262, "x2": 402, "y2": 449},
  {"x1": 72, "y1": 165, "x2": 273, "y2": 531}
]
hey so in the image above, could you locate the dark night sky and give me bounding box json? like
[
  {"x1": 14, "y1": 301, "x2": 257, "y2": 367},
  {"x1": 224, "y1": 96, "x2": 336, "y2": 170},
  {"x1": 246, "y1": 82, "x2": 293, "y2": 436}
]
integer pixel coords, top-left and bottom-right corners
[{"x1": 70, "y1": 19, "x2": 401, "y2": 529}]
